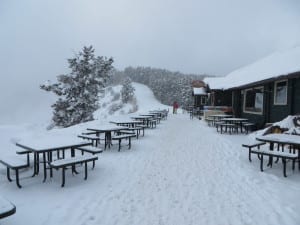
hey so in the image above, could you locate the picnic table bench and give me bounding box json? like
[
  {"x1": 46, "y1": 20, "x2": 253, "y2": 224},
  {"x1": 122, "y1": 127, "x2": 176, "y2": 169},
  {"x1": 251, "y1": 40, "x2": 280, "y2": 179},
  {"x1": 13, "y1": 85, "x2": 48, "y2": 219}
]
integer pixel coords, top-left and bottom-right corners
[
  {"x1": 250, "y1": 149, "x2": 298, "y2": 177},
  {"x1": 77, "y1": 135, "x2": 102, "y2": 147},
  {"x1": 112, "y1": 133, "x2": 136, "y2": 151},
  {"x1": 76, "y1": 146, "x2": 103, "y2": 168},
  {"x1": 242, "y1": 122, "x2": 256, "y2": 134},
  {"x1": 49, "y1": 155, "x2": 98, "y2": 187},
  {"x1": 0, "y1": 196, "x2": 16, "y2": 219},
  {"x1": 126, "y1": 127, "x2": 143, "y2": 139},
  {"x1": 219, "y1": 123, "x2": 237, "y2": 134},
  {"x1": 0, "y1": 157, "x2": 30, "y2": 188},
  {"x1": 242, "y1": 141, "x2": 266, "y2": 162}
]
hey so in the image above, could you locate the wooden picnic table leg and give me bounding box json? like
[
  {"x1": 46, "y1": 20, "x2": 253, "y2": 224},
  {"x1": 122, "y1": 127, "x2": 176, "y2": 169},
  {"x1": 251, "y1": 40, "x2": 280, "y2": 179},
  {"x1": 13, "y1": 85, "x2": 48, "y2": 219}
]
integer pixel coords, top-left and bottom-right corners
[
  {"x1": 128, "y1": 137, "x2": 131, "y2": 149},
  {"x1": 61, "y1": 166, "x2": 66, "y2": 187},
  {"x1": 118, "y1": 139, "x2": 121, "y2": 151},
  {"x1": 47, "y1": 152, "x2": 53, "y2": 178},
  {"x1": 267, "y1": 143, "x2": 274, "y2": 167},
  {"x1": 248, "y1": 147, "x2": 252, "y2": 162},
  {"x1": 92, "y1": 154, "x2": 95, "y2": 169},
  {"x1": 43, "y1": 152, "x2": 47, "y2": 182},
  {"x1": 274, "y1": 144, "x2": 281, "y2": 163},
  {"x1": 6, "y1": 168, "x2": 12, "y2": 182},
  {"x1": 260, "y1": 154, "x2": 264, "y2": 172},
  {"x1": 32, "y1": 153, "x2": 37, "y2": 177},
  {"x1": 71, "y1": 147, "x2": 79, "y2": 174},
  {"x1": 84, "y1": 162, "x2": 88, "y2": 180},
  {"x1": 36, "y1": 153, "x2": 40, "y2": 175},
  {"x1": 282, "y1": 158, "x2": 287, "y2": 177},
  {"x1": 15, "y1": 169, "x2": 22, "y2": 188}
]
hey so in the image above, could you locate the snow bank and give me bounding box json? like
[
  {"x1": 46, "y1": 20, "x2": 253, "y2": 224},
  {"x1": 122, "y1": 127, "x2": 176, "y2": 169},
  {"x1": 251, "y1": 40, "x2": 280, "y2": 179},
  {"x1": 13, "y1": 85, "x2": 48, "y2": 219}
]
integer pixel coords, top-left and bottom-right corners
[{"x1": 250, "y1": 115, "x2": 300, "y2": 139}]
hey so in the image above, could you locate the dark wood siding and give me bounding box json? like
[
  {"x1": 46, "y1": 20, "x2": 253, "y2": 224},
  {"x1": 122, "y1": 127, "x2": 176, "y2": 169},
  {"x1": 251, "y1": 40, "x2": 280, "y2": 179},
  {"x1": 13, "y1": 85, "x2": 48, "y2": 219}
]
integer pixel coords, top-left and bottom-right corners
[
  {"x1": 232, "y1": 90, "x2": 241, "y2": 117},
  {"x1": 213, "y1": 90, "x2": 232, "y2": 106},
  {"x1": 293, "y1": 77, "x2": 300, "y2": 114}
]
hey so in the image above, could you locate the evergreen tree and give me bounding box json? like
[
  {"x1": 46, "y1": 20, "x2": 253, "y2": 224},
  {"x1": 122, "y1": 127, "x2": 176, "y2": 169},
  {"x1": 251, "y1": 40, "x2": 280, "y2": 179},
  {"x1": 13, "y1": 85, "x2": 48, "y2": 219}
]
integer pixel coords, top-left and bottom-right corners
[
  {"x1": 41, "y1": 46, "x2": 114, "y2": 128},
  {"x1": 121, "y1": 77, "x2": 135, "y2": 103}
]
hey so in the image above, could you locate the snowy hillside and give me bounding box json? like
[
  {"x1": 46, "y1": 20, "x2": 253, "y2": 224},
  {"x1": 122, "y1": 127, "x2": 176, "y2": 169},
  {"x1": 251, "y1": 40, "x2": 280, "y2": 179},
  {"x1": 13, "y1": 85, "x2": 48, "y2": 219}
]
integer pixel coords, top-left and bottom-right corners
[
  {"x1": 0, "y1": 83, "x2": 300, "y2": 225},
  {"x1": 0, "y1": 82, "x2": 168, "y2": 157},
  {"x1": 94, "y1": 83, "x2": 167, "y2": 121}
]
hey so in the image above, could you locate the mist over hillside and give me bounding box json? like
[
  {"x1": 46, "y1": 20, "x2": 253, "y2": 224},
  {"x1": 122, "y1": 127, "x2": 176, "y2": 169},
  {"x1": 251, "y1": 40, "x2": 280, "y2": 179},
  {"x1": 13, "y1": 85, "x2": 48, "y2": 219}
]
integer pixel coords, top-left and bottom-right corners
[{"x1": 110, "y1": 66, "x2": 215, "y2": 109}]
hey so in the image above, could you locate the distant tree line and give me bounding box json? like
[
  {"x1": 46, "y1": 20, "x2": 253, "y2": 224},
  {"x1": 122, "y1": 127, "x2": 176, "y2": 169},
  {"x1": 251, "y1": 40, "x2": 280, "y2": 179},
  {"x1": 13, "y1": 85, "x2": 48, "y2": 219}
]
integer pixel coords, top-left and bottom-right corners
[{"x1": 110, "y1": 66, "x2": 211, "y2": 109}]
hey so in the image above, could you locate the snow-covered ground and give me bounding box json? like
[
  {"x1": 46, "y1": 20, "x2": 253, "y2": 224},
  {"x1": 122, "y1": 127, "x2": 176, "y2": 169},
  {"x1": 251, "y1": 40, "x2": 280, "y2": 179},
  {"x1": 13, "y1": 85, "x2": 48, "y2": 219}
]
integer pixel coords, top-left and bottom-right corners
[{"x1": 0, "y1": 83, "x2": 300, "y2": 225}]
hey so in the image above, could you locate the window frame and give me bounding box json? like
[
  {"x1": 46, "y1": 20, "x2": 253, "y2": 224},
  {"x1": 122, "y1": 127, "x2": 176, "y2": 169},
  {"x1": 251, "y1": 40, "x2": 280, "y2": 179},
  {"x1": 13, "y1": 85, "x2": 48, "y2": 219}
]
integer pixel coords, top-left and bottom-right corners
[
  {"x1": 273, "y1": 79, "x2": 288, "y2": 105},
  {"x1": 243, "y1": 86, "x2": 264, "y2": 115},
  {"x1": 201, "y1": 96, "x2": 207, "y2": 105}
]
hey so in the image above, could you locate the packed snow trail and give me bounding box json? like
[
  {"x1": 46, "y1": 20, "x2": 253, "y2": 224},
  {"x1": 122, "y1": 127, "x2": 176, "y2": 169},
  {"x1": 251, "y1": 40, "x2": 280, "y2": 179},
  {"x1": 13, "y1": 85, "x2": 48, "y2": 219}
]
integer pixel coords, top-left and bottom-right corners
[{"x1": 1, "y1": 114, "x2": 300, "y2": 225}]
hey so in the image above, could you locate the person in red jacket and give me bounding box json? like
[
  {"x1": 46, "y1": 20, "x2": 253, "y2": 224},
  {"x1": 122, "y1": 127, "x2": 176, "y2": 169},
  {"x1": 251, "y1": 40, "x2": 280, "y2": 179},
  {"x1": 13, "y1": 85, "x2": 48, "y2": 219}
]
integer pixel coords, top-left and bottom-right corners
[{"x1": 173, "y1": 101, "x2": 179, "y2": 114}]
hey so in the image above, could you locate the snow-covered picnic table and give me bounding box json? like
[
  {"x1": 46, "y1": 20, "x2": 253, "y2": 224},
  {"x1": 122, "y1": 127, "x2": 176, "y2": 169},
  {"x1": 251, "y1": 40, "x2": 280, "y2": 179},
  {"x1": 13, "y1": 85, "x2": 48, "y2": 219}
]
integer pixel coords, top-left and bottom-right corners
[
  {"x1": 0, "y1": 196, "x2": 16, "y2": 219},
  {"x1": 221, "y1": 117, "x2": 249, "y2": 133},
  {"x1": 87, "y1": 125, "x2": 127, "y2": 149},
  {"x1": 110, "y1": 120, "x2": 143, "y2": 128},
  {"x1": 256, "y1": 133, "x2": 300, "y2": 156},
  {"x1": 256, "y1": 133, "x2": 300, "y2": 146},
  {"x1": 16, "y1": 138, "x2": 91, "y2": 182},
  {"x1": 256, "y1": 133, "x2": 300, "y2": 168},
  {"x1": 131, "y1": 116, "x2": 156, "y2": 128},
  {"x1": 207, "y1": 114, "x2": 232, "y2": 126}
]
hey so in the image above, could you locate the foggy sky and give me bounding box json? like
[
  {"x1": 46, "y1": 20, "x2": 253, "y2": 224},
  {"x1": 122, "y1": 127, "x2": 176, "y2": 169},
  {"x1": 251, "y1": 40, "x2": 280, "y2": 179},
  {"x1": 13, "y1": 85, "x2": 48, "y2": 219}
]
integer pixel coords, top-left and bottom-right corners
[{"x1": 1, "y1": 0, "x2": 300, "y2": 123}]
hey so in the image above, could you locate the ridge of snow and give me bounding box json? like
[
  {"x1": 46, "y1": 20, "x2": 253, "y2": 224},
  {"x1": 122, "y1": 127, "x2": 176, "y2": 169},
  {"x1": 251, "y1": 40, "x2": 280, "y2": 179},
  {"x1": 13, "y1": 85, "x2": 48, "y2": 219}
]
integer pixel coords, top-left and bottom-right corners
[{"x1": 205, "y1": 46, "x2": 300, "y2": 89}]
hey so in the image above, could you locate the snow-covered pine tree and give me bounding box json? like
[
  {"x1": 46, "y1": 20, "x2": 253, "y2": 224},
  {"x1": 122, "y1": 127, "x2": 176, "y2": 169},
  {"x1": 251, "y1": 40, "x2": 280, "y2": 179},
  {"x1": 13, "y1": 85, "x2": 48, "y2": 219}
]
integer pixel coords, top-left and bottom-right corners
[
  {"x1": 121, "y1": 77, "x2": 135, "y2": 103},
  {"x1": 41, "y1": 46, "x2": 114, "y2": 128},
  {"x1": 180, "y1": 77, "x2": 193, "y2": 110}
]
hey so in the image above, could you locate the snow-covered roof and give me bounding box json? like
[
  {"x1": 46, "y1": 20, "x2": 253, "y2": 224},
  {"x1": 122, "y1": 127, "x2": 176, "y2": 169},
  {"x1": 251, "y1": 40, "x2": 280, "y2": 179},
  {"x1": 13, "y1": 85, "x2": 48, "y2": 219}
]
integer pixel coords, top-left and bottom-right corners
[
  {"x1": 193, "y1": 87, "x2": 206, "y2": 95},
  {"x1": 205, "y1": 46, "x2": 300, "y2": 90}
]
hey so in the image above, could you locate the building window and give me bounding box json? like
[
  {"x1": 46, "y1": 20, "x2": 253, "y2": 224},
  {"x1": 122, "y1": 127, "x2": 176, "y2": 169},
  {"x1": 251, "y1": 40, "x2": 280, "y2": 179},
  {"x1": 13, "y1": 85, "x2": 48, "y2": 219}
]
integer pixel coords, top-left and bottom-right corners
[
  {"x1": 243, "y1": 87, "x2": 264, "y2": 114},
  {"x1": 210, "y1": 92, "x2": 215, "y2": 106},
  {"x1": 201, "y1": 96, "x2": 207, "y2": 105},
  {"x1": 274, "y1": 80, "x2": 288, "y2": 105}
]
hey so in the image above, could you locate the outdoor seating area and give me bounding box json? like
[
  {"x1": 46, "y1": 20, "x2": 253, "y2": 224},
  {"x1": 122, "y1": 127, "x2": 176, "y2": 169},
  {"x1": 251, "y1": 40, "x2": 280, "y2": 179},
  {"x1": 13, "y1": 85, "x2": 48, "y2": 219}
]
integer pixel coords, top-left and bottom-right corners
[
  {"x1": 205, "y1": 113, "x2": 255, "y2": 134},
  {"x1": 205, "y1": 112, "x2": 300, "y2": 177},
  {"x1": 188, "y1": 107, "x2": 203, "y2": 120},
  {"x1": 0, "y1": 109, "x2": 169, "y2": 191},
  {"x1": 242, "y1": 133, "x2": 300, "y2": 177}
]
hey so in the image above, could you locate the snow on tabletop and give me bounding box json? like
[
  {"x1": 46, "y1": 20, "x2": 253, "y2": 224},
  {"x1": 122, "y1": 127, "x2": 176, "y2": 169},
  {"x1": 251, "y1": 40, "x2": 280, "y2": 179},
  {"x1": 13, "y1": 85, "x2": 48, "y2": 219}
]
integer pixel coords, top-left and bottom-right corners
[
  {"x1": 16, "y1": 135, "x2": 89, "y2": 151},
  {"x1": 257, "y1": 133, "x2": 300, "y2": 144},
  {"x1": 205, "y1": 45, "x2": 300, "y2": 89},
  {"x1": 88, "y1": 125, "x2": 126, "y2": 131}
]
